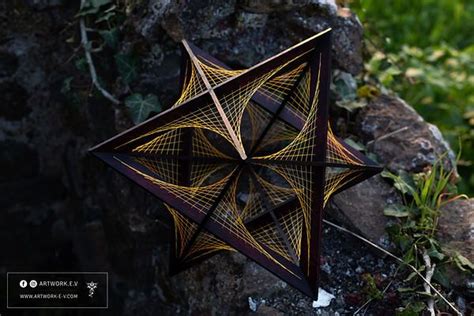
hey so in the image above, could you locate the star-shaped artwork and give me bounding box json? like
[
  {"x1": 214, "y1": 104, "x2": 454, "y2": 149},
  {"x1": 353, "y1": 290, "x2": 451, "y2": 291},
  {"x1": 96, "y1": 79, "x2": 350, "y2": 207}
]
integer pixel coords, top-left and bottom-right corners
[{"x1": 90, "y1": 28, "x2": 382, "y2": 299}]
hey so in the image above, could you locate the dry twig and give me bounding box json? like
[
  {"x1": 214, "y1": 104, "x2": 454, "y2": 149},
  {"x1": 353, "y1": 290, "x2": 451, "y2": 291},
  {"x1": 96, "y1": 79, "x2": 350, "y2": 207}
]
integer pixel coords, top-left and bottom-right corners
[{"x1": 422, "y1": 248, "x2": 436, "y2": 316}]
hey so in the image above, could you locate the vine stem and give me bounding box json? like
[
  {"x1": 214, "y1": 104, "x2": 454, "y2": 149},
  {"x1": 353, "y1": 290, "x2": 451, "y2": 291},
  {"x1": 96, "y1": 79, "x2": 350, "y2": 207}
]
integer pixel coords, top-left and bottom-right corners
[{"x1": 79, "y1": 0, "x2": 120, "y2": 105}]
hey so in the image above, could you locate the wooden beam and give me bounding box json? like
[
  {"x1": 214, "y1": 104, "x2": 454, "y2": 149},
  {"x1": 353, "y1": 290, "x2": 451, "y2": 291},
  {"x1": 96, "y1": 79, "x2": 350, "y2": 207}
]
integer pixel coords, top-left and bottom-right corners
[{"x1": 182, "y1": 40, "x2": 248, "y2": 160}]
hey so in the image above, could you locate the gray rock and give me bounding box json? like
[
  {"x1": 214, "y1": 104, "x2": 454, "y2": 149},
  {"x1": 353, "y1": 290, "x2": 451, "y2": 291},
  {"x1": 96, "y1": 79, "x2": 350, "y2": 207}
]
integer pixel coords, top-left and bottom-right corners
[
  {"x1": 438, "y1": 199, "x2": 474, "y2": 260},
  {"x1": 239, "y1": 0, "x2": 337, "y2": 15},
  {"x1": 135, "y1": 0, "x2": 363, "y2": 74},
  {"x1": 331, "y1": 8, "x2": 363, "y2": 75},
  {"x1": 328, "y1": 174, "x2": 401, "y2": 246},
  {"x1": 437, "y1": 199, "x2": 474, "y2": 289},
  {"x1": 356, "y1": 94, "x2": 457, "y2": 175}
]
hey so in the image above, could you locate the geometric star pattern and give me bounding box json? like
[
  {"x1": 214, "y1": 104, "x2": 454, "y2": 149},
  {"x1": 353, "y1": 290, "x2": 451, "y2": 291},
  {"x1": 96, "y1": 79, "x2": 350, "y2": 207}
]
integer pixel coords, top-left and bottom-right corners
[{"x1": 90, "y1": 28, "x2": 382, "y2": 299}]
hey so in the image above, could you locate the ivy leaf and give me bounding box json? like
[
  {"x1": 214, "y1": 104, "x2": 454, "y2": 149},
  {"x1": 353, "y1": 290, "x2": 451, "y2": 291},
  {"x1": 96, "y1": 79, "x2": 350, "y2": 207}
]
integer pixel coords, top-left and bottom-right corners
[
  {"x1": 115, "y1": 53, "x2": 139, "y2": 84},
  {"x1": 100, "y1": 28, "x2": 119, "y2": 49},
  {"x1": 384, "y1": 205, "x2": 410, "y2": 218},
  {"x1": 125, "y1": 93, "x2": 161, "y2": 124}
]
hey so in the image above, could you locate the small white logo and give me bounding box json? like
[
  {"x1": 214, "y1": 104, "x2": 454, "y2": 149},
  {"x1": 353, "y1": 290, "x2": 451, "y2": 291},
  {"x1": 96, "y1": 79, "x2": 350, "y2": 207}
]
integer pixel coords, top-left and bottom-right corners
[
  {"x1": 29, "y1": 280, "x2": 38, "y2": 288},
  {"x1": 19, "y1": 280, "x2": 27, "y2": 288},
  {"x1": 86, "y1": 281, "x2": 98, "y2": 298}
]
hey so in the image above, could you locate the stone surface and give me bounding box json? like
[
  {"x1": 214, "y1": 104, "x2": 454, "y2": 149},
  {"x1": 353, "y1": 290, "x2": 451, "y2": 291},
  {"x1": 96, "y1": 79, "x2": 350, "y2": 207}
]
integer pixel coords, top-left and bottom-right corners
[
  {"x1": 437, "y1": 199, "x2": 474, "y2": 289},
  {"x1": 438, "y1": 199, "x2": 474, "y2": 260},
  {"x1": 136, "y1": 0, "x2": 363, "y2": 74},
  {"x1": 328, "y1": 174, "x2": 401, "y2": 246},
  {"x1": 356, "y1": 94, "x2": 457, "y2": 174}
]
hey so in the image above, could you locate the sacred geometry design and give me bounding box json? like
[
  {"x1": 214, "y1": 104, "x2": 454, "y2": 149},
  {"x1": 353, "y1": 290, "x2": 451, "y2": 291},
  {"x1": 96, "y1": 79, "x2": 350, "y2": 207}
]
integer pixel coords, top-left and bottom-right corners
[{"x1": 90, "y1": 28, "x2": 382, "y2": 299}]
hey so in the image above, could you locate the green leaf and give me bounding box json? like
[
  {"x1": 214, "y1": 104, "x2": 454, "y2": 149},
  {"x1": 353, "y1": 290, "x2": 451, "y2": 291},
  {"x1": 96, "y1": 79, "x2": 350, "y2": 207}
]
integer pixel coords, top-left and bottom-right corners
[
  {"x1": 405, "y1": 67, "x2": 423, "y2": 78},
  {"x1": 433, "y1": 267, "x2": 451, "y2": 289},
  {"x1": 61, "y1": 77, "x2": 73, "y2": 94},
  {"x1": 403, "y1": 271, "x2": 417, "y2": 282},
  {"x1": 75, "y1": 57, "x2": 88, "y2": 72},
  {"x1": 115, "y1": 53, "x2": 139, "y2": 84},
  {"x1": 125, "y1": 93, "x2": 161, "y2": 124},
  {"x1": 454, "y1": 252, "x2": 474, "y2": 271},
  {"x1": 384, "y1": 204, "x2": 410, "y2": 218},
  {"x1": 381, "y1": 170, "x2": 416, "y2": 195},
  {"x1": 427, "y1": 246, "x2": 445, "y2": 261},
  {"x1": 76, "y1": 0, "x2": 112, "y2": 17},
  {"x1": 396, "y1": 301, "x2": 426, "y2": 316},
  {"x1": 335, "y1": 99, "x2": 368, "y2": 112},
  {"x1": 99, "y1": 28, "x2": 119, "y2": 49},
  {"x1": 401, "y1": 243, "x2": 415, "y2": 261}
]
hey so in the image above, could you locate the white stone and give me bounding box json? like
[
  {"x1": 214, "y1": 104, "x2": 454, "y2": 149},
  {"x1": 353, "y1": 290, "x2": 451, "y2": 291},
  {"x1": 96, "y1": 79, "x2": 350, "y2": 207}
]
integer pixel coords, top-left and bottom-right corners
[
  {"x1": 248, "y1": 297, "x2": 258, "y2": 312},
  {"x1": 312, "y1": 288, "x2": 335, "y2": 308}
]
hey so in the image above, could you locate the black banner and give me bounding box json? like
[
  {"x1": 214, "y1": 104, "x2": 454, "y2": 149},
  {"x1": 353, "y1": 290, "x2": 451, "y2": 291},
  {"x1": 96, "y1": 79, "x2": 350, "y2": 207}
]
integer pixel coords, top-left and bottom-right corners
[{"x1": 7, "y1": 272, "x2": 108, "y2": 309}]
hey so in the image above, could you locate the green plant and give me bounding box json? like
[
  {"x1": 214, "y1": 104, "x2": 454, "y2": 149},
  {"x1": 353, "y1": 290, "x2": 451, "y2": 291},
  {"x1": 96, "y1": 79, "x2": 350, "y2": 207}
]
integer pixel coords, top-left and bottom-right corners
[
  {"x1": 351, "y1": 0, "x2": 474, "y2": 195},
  {"x1": 351, "y1": 0, "x2": 474, "y2": 50},
  {"x1": 362, "y1": 44, "x2": 474, "y2": 195},
  {"x1": 124, "y1": 93, "x2": 161, "y2": 124},
  {"x1": 72, "y1": 0, "x2": 162, "y2": 123},
  {"x1": 382, "y1": 158, "x2": 472, "y2": 313},
  {"x1": 361, "y1": 274, "x2": 384, "y2": 301}
]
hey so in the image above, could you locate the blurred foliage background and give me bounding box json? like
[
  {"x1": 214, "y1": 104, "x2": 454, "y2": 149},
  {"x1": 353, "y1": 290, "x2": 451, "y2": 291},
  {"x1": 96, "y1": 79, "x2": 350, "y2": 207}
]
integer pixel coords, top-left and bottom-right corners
[{"x1": 351, "y1": 0, "x2": 474, "y2": 195}]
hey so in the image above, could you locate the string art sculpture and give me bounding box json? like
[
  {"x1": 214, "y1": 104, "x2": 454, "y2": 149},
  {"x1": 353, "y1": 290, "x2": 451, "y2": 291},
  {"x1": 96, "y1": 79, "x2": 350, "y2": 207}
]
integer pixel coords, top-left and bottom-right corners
[{"x1": 90, "y1": 28, "x2": 382, "y2": 299}]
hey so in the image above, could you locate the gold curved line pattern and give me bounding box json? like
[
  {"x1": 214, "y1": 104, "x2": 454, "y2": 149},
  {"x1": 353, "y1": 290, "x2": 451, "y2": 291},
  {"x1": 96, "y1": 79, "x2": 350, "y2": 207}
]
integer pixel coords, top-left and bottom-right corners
[
  {"x1": 115, "y1": 156, "x2": 236, "y2": 214},
  {"x1": 101, "y1": 33, "x2": 378, "y2": 287}
]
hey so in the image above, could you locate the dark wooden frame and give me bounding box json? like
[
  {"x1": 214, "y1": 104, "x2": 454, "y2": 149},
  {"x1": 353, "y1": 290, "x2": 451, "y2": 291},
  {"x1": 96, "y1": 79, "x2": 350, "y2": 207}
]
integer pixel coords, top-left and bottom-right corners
[{"x1": 90, "y1": 29, "x2": 382, "y2": 299}]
